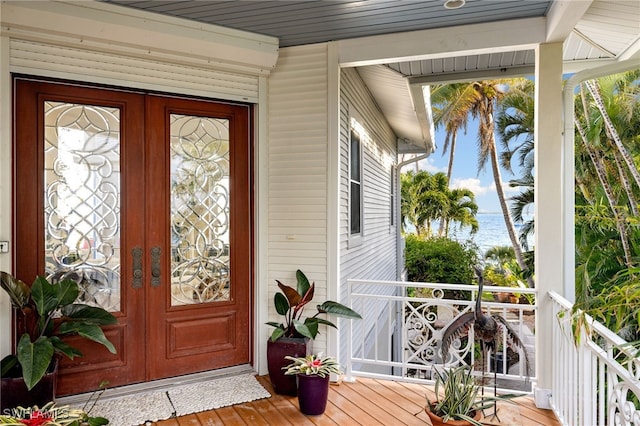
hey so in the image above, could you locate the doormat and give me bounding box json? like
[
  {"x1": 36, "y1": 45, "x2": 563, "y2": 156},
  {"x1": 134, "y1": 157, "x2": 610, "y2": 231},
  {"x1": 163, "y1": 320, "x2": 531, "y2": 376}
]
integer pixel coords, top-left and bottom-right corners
[{"x1": 79, "y1": 374, "x2": 271, "y2": 426}]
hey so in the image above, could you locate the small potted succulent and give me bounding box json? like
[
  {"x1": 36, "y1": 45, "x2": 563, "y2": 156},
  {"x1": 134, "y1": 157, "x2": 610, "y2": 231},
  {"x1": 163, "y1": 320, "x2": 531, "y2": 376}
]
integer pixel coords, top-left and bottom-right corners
[
  {"x1": 265, "y1": 269, "x2": 361, "y2": 395},
  {"x1": 0, "y1": 272, "x2": 117, "y2": 410},
  {"x1": 283, "y1": 353, "x2": 342, "y2": 415},
  {"x1": 425, "y1": 365, "x2": 519, "y2": 426}
]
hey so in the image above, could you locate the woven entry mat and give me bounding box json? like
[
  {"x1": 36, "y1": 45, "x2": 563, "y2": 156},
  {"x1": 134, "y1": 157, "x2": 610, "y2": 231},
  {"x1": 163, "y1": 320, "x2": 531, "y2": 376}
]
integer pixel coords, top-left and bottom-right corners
[{"x1": 79, "y1": 373, "x2": 271, "y2": 426}]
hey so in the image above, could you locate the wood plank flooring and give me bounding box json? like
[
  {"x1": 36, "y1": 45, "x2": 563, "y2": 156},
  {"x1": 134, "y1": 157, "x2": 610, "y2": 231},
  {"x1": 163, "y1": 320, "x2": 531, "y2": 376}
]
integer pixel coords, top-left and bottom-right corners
[{"x1": 153, "y1": 375, "x2": 560, "y2": 426}]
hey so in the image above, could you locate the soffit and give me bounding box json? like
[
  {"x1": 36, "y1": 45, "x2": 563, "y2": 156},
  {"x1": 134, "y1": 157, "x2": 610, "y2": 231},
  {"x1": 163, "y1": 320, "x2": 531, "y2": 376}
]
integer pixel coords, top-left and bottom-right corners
[
  {"x1": 103, "y1": 0, "x2": 640, "y2": 155},
  {"x1": 104, "y1": 0, "x2": 552, "y2": 48}
]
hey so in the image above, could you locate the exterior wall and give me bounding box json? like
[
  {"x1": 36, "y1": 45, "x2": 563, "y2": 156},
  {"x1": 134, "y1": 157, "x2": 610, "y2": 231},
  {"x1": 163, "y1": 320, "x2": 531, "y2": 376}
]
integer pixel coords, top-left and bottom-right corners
[
  {"x1": 338, "y1": 67, "x2": 398, "y2": 362},
  {"x1": 265, "y1": 44, "x2": 331, "y2": 354},
  {"x1": 0, "y1": 36, "x2": 10, "y2": 359},
  {"x1": 0, "y1": 2, "x2": 277, "y2": 367}
]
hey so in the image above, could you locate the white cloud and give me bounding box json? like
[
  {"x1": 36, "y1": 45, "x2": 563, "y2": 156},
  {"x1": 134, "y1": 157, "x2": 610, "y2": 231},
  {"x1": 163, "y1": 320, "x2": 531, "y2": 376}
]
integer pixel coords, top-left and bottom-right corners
[
  {"x1": 418, "y1": 157, "x2": 445, "y2": 174},
  {"x1": 450, "y1": 177, "x2": 492, "y2": 195},
  {"x1": 504, "y1": 184, "x2": 523, "y2": 194},
  {"x1": 452, "y1": 178, "x2": 524, "y2": 196}
]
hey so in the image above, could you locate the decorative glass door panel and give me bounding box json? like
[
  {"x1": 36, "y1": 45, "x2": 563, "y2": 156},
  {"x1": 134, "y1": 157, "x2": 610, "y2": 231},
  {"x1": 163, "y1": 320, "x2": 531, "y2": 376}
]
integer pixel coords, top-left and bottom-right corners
[
  {"x1": 44, "y1": 101, "x2": 121, "y2": 312},
  {"x1": 145, "y1": 95, "x2": 250, "y2": 380},
  {"x1": 170, "y1": 114, "x2": 230, "y2": 305},
  {"x1": 14, "y1": 79, "x2": 252, "y2": 395}
]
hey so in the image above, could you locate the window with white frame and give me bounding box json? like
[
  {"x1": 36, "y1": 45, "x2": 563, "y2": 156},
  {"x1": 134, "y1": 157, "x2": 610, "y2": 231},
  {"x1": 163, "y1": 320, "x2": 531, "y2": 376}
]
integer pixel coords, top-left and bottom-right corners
[
  {"x1": 349, "y1": 127, "x2": 363, "y2": 238},
  {"x1": 390, "y1": 166, "x2": 396, "y2": 227}
]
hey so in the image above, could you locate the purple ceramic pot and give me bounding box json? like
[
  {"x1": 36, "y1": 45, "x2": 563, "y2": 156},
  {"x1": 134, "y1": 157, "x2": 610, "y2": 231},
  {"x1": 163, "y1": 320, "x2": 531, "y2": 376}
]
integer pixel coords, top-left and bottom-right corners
[
  {"x1": 266, "y1": 337, "x2": 310, "y2": 395},
  {"x1": 297, "y1": 374, "x2": 330, "y2": 415},
  {"x1": 1, "y1": 359, "x2": 58, "y2": 410}
]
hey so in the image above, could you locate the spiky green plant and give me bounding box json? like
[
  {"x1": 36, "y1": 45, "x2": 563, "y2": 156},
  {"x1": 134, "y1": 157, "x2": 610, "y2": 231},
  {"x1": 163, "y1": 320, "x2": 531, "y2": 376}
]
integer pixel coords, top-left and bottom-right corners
[{"x1": 426, "y1": 366, "x2": 520, "y2": 426}]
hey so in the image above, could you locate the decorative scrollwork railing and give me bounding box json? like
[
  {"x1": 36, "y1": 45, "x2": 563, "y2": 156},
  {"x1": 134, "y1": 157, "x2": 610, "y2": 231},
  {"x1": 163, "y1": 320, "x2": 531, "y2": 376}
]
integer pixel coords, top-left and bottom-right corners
[{"x1": 345, "y1": 279, "x2": 536, "y2": 391}]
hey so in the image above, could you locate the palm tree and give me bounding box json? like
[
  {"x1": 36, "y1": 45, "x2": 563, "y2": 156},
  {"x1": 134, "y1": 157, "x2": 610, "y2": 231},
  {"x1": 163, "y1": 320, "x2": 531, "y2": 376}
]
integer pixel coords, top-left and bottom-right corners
[
  {"x1": 496, "y1": 79, "x2": 536, "y2": 252},
  {"x1": 433, "y1": 79, "x2": 532, "y2": 286},
  {"x1": 508, "y1": 174, "x2": 534, "y2": 250},
  {"x1": 583, "y1": 76, "x2": 640, "y2": 191},
  {"x1": 575, "y1": 72, "x2": 640, "y2": 269},
  {"x1": 484, "y1": 246, "x2": 515, "y2": 272},
  {"x1": 401, "y1": 170, "x2": 479, "y2": 238},
  {"x1": 573, "y1": 70, "x2": 640, "y2": 306},
  {"x1": 431, "y1": 84, "x2": 474, "y2": 181},
  {"x1": 441, "y1": 187, "x2": 479, "y2": 237},
  {"x1": 401, "y1": 171, "x2": 450, "y2": 237}
]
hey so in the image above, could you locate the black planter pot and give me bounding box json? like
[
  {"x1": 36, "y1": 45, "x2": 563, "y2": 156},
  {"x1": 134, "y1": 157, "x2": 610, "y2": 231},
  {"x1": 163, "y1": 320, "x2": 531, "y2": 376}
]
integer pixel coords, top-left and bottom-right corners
[
  {"x1": 1, "y1": 360, "x2": 58, "y2": 410},
  {"x1": 490, "y1": 351, "x2": 519, "y2": 374},
  {"x1": 267, "y1": 337, "x2": 310, "y2": 395},
  {"x1": 490, "y1": 353, "x2": 505, "y2": 373},
  {"x1": 297, "y1": 374, "x2": 330, "y2": 415}
]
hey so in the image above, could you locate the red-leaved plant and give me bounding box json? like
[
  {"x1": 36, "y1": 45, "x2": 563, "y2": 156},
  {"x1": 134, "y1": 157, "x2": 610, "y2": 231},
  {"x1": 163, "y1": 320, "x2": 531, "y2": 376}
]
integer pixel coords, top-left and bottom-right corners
[{"x1": 266, "y1": 270, "x2": 361, "y2": 341}]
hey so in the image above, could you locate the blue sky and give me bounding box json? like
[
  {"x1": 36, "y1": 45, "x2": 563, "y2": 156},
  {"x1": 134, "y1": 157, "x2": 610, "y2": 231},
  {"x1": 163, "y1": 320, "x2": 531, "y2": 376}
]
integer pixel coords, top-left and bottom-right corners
[{"x1": 411, "y1": 119, "x2": 526, "y2": 214}]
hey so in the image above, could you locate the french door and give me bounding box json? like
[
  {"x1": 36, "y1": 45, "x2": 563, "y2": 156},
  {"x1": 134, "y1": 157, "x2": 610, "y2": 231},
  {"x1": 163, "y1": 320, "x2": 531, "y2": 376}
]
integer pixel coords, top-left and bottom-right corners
[{"x1": 13, "y1": 78, "x2": 253, "y2": 395}]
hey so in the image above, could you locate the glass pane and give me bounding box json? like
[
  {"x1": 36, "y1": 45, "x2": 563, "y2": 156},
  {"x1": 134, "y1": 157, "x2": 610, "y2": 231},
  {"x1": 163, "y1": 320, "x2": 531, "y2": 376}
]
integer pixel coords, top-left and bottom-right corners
[
  {"x1": 170, "y1": 114, "x2": 230, "y2": 306},
  {"x1": 44, "y1": 102, "x2": 121, "y2": 312},
  {"x1": 350, "y1": 130, "x2": 360, "y2": 181},
  {"x1": 351, "y1": 182, "x2": 361, "y2": 234}
]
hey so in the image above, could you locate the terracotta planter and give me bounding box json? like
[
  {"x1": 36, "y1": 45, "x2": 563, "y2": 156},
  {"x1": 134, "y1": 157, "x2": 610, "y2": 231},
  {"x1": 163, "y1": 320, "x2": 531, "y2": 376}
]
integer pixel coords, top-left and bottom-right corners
[
  {"x1": 266, "y1": 337, "x2": 310, "y2": 395},
  {"x1": 425, "y1": 405, "x2": 481, "y2": 426},
  {"x1": 1, "y1": 360, "x2": 58, "y2": 410},
  {"x1": 297, "y1": 374, "x2": 330, "y2": 415}
]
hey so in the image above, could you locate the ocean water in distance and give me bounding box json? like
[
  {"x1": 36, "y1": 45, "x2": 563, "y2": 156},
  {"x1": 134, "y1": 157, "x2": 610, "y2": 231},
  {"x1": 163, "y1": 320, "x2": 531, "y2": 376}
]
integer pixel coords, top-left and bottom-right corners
[{"x1": 428, "y1": 213, "x2": 534, "y2": 256}]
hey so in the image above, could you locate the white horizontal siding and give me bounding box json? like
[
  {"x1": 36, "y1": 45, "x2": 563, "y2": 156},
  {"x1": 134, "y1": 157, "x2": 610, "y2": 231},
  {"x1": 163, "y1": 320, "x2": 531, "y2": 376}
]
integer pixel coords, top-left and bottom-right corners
[
  {"x1": 10, "y1": 39, "x2": 260, "y2": 102},
  {"x1": 267, "y1": 44, "x2": 330, "y2": 352},
  {"x1": 339, "y1": 67, "x2": 399, "y2": 362}
]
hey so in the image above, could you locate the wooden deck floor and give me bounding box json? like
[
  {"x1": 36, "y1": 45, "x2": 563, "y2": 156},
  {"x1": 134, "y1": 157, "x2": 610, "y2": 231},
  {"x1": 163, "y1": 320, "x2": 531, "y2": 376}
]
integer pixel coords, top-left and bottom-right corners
[{"x1": 153, "y1": 375, "x2": 560, "y2": 426}]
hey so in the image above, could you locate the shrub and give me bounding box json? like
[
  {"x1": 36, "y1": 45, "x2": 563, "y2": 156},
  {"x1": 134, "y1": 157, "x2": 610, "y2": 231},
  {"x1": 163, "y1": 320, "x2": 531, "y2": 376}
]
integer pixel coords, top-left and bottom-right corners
[{"x1": 405, "y1": 235, "x2": 478, "y2": 300}]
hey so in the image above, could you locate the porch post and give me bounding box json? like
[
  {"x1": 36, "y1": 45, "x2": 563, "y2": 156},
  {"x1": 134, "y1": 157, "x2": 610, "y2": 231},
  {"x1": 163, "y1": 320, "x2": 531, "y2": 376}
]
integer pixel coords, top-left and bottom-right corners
[{"x1": 533, "y1": 42, "x2": 563, "y2": 409}]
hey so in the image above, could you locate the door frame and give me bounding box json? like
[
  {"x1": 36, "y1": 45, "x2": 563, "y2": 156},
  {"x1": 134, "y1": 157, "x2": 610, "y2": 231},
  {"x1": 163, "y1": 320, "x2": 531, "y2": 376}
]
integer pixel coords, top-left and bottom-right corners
[
  {"x1": 1, "y1": 1, "x2": 276, "y2": 378},
  {"x1": 11, "y1": 75, "x2": 257, "y2": 394}
]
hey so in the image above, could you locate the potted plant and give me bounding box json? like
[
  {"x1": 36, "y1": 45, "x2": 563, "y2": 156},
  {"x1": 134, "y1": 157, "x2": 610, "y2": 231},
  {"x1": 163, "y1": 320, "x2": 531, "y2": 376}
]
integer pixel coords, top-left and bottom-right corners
[
  {"x1": 426, "y1": 365, "x2": 519, "y2": 426},
  {"x1": 0, "y1": 272, "x2": 117, "y2": 410},
  {"x1": 283, "y1": 353, "x2": 342, "y2": 415},
  {"x1": 265, "y1": 269, "x2": 361, "y2": 395}
]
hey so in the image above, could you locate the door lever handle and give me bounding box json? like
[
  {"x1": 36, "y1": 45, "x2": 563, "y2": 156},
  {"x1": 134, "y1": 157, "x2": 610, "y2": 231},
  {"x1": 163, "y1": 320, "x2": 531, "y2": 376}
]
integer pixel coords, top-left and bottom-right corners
[
  {"x1": 151, "y1": 246, "x2": 161, "y2": 287},
  {"x1": 132, "y1": 247, "x2": 143, "y2": 289}
]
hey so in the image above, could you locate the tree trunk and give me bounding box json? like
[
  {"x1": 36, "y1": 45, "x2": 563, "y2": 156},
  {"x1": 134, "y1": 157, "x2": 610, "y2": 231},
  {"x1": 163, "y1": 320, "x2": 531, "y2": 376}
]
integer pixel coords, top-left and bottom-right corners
[
  {"x1": 439, "y1": 131, "x2": 458, "y2": 236},
  {"x1": 584, "y1": 79, "x2": 640, "y2": 191},
  {"x1": 484, "y1": 111, "x2": 533, "y2": 287},
  {"x1": 576, "y1": 123, "x2": 633, "y2": 267}
]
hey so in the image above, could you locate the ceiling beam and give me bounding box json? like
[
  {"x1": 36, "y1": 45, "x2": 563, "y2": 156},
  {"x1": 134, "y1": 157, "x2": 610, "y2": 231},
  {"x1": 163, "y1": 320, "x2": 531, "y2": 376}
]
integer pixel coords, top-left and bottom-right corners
[
  {"x1": 545, "y1": 0, "x2": 594, "y2": 42},
  {"x1": 408, "y1": 65, "x2": 535, "y2": 85},
  {"x1": 337, "y1": 17, "x2": 546, "y2": 67}
]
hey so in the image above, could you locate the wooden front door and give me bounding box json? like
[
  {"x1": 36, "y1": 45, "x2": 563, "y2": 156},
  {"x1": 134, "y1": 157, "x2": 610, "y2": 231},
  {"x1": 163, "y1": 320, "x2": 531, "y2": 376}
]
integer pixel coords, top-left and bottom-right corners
[{"x1": 13, "y1": 78, "x2": 252, "y2": 395}]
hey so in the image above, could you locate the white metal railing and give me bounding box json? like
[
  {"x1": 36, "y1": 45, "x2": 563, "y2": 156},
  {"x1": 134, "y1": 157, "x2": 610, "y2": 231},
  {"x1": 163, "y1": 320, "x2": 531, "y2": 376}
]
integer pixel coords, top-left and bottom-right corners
[
  {"x1": 345, "y1": 279, "x2": 536, "y2": 393},
  {"x1": 549, "y1": 291, "x2": 640, "y2": 426}
]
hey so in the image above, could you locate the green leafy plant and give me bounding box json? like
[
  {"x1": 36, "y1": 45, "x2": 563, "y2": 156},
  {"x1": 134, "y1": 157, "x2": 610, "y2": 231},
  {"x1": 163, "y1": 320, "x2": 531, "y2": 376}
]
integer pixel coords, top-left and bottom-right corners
[
  {"x1": 0, "y1": 272, "x2": 117, "y2": 390},
  {"x1": 283, "y1": 353, "x2": 342, "y2": 378},
  {"x1": 404, "y1": 235, "x2": 478, "y2": 300},
  {"x1": 426, "y1": 366, "x2": 520, "y2": 426},
  {"x1": 266, "y1": 269, "x2": 361, "y2": 341}
]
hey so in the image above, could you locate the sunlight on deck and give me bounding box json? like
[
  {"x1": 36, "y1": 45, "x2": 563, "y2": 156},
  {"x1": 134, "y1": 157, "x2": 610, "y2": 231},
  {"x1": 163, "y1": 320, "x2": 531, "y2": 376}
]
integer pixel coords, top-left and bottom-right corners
[{"x1": 153, "y1": 375, "x2": 560, "y2": 425}]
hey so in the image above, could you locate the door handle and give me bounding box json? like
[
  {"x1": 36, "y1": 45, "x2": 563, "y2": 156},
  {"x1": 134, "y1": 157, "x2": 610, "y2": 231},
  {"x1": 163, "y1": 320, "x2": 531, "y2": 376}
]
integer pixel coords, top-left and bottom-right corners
[
  {"x1": 151, "y1": 246, "x2": 161, "y2": 287},
  {"x1": 132, "y1": 247, "x2": 143, "y2": 289}
]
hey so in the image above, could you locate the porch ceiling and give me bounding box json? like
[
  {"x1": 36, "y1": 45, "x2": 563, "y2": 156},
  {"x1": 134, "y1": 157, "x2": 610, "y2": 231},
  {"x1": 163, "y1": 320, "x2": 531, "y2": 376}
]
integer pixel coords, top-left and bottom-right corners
[{"x1": 105, "y1": 0, "x2": 640, "y2": 155}]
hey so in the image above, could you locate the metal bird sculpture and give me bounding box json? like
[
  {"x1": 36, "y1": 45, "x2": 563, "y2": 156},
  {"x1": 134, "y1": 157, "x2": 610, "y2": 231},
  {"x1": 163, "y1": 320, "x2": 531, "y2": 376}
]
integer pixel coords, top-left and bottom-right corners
[{"x1": 440, "y1": 266, "x2": 531, "y2": 418}]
